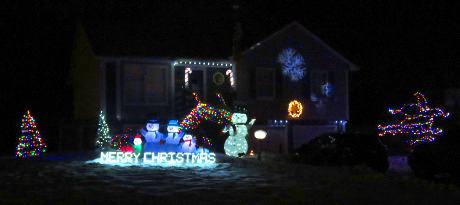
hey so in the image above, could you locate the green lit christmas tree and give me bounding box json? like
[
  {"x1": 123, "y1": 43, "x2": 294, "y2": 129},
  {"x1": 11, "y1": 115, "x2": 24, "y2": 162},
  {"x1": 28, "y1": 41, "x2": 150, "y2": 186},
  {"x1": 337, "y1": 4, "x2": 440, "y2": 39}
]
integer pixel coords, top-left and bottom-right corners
[
  {"x1": 96, "y1": 110, "x2": 111, "y2": 150},
  {"x1": 16, "y1": 110, "x2": 47, "y2": 158}
]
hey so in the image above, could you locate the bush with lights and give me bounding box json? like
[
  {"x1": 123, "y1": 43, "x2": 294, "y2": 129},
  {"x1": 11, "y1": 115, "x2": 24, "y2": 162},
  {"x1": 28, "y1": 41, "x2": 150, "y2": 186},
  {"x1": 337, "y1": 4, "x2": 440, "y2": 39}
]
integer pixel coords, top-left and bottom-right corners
[
  {"x1": 378, "y1": 92, "x2": 449, "y2": 148},
  {"x1": 111, "y1": 128, "x2": 135, "y2": 152}
]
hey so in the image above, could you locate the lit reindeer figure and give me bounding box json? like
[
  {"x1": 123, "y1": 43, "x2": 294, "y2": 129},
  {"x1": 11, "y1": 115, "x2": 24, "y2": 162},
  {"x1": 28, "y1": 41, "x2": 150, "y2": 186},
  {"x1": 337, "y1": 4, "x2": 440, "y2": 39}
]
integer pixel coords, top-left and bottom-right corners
[
  {"x1": 179, "y1": 93, "x2": 232, "y2": 149},
  {"x1": 378, "y1": 92, "x2": 449, "y2": 147},
  {"x1": 180, "y1": 93, "x2": 232, "y2": 131}
]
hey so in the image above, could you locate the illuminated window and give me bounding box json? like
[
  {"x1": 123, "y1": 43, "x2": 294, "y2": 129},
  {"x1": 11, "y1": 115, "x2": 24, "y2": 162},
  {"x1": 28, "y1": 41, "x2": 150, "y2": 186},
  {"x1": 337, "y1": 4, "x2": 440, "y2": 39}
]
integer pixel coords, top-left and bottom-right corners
[{"x1": 123, "y1": 63, "x2": 168, "y2": 104}]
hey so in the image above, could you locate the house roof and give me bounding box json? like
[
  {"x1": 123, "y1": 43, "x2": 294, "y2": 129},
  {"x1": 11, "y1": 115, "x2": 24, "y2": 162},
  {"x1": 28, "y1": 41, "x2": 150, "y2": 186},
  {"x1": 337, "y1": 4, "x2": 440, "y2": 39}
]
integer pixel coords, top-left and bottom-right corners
[
  {"x1": 88, "y1": 22, "x2": 234, "y2": 59},
  {"x1": 241, "y1": 21, "x2": 359, "y2": 71},
  {"x1": 90, "y1": 20, "x2": 358, "y2": 71}
]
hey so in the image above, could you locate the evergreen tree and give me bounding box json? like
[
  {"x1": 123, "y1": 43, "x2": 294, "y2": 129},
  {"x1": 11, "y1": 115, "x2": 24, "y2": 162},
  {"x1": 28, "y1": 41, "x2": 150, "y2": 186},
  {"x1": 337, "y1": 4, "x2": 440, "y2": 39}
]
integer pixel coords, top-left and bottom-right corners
[
  {"x1": 16, "y1": 110, "x2": 47, "y2": 158},
  {"x1": 96, "y1": 110, "x2": 111, "y2": 150}
]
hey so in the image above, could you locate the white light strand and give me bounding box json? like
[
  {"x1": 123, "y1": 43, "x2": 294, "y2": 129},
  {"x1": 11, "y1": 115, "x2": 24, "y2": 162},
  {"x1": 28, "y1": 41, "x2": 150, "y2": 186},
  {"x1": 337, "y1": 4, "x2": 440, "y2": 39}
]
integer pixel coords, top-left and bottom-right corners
[{"x1": 174, "y1": 61, "x2": 232, "y2": 67}]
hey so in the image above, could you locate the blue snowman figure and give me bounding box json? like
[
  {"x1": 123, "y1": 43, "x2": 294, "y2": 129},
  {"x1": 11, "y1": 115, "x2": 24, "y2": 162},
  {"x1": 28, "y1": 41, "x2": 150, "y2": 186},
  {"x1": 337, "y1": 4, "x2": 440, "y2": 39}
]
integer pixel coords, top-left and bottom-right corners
[
  {"x1": 141, "y1": 119, "x2": 164, "y2": 152},
  {"x1": 164, "y1": 120, "x2": 183, "y2": 152}
]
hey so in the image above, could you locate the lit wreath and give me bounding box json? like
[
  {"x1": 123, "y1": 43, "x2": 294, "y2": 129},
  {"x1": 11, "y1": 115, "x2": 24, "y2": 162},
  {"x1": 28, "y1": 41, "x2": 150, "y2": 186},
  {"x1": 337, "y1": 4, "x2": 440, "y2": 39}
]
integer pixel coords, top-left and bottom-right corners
[
  {"x1": 288, "y1": 100, "x2": 303, "y2": 118},
  {"x1": 212, "y1": 72, "x2": 225, "y2": 86}
]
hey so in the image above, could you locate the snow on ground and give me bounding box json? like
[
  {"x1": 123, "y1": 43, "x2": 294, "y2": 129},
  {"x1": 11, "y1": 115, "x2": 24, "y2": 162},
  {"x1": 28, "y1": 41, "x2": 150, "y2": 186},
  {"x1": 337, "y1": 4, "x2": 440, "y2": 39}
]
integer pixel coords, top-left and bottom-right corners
[{"x1": 1, "y1": 153, "x2": 460, "y2": 205}]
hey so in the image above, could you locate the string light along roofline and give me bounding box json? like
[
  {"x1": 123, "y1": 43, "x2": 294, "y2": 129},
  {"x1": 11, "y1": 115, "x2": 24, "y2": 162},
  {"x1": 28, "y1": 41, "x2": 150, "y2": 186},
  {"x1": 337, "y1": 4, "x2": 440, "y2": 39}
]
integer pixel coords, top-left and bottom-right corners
[{"x1": 173, "y1": 60, "x2": 233, "y2": 68}]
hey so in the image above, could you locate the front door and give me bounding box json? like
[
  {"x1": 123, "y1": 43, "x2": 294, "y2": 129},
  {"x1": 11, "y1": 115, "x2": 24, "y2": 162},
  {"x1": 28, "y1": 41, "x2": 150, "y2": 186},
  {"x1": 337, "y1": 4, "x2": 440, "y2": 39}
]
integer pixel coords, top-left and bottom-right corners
[{"x1": 189, "y1": 70, "x2": 204, "y2": 97}]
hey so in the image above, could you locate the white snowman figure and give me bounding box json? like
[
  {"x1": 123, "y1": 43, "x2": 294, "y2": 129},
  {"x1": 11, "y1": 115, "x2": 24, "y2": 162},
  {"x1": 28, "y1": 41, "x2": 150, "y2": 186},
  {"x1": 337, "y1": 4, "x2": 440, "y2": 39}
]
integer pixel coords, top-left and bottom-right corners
[
  {"x1": 179, "y1": 134, "x2": 196, "y2": 153},
  {"x1": 224, "y1": 113, "x2": 255, "y2": 157},
  {"x1": 141, "y1": 119, "x2": 164, "y2": 152}
]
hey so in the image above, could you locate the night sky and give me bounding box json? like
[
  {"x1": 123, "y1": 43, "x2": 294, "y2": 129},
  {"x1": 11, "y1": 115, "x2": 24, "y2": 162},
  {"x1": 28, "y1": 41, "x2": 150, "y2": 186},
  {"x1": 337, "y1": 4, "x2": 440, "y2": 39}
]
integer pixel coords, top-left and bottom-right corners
[{"x1": 2, "y1": 1, "x2": 459, "y2": 153}]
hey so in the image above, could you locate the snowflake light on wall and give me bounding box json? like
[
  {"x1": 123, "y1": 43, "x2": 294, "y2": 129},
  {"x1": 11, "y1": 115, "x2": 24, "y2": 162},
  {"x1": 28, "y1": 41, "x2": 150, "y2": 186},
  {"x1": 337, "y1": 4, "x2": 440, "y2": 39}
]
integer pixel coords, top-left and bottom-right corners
[
  {"x1": 278, "y1": 48, "x2": 306, "y2": 82},
  {"x1": 321, "y1": 82, "x2": 333, "y2": 97}
]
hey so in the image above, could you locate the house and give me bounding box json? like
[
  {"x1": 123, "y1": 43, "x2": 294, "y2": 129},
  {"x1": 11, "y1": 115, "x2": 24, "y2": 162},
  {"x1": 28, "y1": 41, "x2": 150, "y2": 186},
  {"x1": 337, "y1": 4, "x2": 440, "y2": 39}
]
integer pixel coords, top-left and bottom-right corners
[
  {"x1": 236, "y1": 22, "x2": 358, "y2": 152},
  {"x1": 93, "y1": 21, "x2": 358, "y2": 153}
]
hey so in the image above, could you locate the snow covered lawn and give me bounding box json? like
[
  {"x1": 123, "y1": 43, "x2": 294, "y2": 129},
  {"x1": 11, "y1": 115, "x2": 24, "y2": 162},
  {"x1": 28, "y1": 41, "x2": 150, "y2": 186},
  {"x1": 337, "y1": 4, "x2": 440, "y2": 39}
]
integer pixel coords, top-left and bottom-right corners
[{"x1": 0, "y1": 154, "x2": 459, "y2": 205}]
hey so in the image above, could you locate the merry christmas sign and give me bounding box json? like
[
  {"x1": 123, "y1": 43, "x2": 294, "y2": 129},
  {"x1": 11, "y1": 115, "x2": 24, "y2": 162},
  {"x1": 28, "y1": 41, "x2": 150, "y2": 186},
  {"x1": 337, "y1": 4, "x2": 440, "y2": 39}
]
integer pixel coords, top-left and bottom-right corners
[{"x1": 100, "y1": 151, "x2": 216, "y2": 164}]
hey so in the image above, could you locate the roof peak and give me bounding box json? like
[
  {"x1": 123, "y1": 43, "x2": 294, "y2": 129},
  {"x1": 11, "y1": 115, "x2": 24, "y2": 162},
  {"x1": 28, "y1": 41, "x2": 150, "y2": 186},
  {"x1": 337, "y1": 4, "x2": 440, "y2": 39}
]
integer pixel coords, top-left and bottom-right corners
[{"x1": 241, "y1": 21, "x2": 358, "y2": 71}]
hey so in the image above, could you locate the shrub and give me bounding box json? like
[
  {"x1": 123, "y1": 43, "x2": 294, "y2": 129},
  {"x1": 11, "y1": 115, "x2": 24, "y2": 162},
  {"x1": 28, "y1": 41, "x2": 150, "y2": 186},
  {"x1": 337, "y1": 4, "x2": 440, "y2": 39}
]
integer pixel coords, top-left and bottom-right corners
[
  {"x1": 408, "y1": 126, "x2": 460, "y2": 182},
  {"x1": 294, "y1": 133, "x2": 389, "y2": 173}
]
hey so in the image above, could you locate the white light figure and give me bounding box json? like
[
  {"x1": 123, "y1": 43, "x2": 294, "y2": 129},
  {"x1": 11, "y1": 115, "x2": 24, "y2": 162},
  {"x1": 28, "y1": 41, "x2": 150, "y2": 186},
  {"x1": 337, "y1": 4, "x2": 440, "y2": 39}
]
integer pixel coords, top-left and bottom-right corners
[
  {"x1": 223, "y1": 113, "x2": 256, "y2": 157},
  {"x1": 185, "y1": 67, "x2": 192, "y2": 88},
  {"x1": 278, "y1": 48, "x2": 306, "y2": 82},
  {"x1": 180, "y1": 134, "x2": 196, "y2": 153},
  {"x1": 226, "y1": 69, "x2": 235, "y2": 88}
]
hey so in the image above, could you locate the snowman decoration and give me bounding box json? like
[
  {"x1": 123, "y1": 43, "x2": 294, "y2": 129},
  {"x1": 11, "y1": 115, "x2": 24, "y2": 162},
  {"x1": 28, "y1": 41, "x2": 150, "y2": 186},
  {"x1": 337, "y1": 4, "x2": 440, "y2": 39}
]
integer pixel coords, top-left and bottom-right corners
[
  {"x1": 164, "y1": 120, "x2": 183, "y2": 152},
  {"x1": 133, "y1": 133, "x2": 143, "y2": 155},
  {"x1": 141, "y1": 119, "x2": 164, "y2": 152},
  {"x1": 179, "y1": 134, "x2": 196, "y2": 153},
  {"x1": 224, "y1": 113, "x2": 255, "y2": 157}
]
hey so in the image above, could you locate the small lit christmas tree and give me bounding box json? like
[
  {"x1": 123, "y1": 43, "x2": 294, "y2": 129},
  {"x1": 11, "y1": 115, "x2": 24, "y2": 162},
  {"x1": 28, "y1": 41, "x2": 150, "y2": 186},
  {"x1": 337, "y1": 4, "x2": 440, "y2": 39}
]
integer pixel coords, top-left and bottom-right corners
[
  {"x1": 16, "y1": 110, "x2": 47, "y2": 158},
  {"x1": 96, "y1": 110, "x2": 111, "y2": 150},
  {"x1": 378, "y1": 92, "x2": 449, "y2": 147}
]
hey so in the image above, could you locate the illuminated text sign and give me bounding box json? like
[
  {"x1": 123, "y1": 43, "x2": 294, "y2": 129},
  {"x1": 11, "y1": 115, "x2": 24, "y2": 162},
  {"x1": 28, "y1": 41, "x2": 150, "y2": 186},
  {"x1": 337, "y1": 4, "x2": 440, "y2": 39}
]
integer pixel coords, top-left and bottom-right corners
[{"x1": 100, "y1": 152, "x2": 216, "y2": 164}]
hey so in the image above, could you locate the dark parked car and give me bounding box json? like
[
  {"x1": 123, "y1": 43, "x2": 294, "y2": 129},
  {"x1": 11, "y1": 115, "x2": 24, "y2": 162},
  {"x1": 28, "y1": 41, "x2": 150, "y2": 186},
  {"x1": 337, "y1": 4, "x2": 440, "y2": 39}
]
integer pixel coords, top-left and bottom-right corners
[{"x1": 294, "y1": 133, "x2": 389, "y2": 173}]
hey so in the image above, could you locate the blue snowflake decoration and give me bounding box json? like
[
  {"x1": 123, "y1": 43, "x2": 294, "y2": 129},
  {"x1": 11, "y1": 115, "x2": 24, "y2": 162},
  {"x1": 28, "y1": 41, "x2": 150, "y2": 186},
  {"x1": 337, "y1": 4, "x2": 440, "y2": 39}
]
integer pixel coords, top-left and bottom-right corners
[
  {"x1": 321, "y1": 82, "x2": 333, "y2": 97},
  {"x1": 278, "y1": 48, "x2": 306, "y2": 82}
]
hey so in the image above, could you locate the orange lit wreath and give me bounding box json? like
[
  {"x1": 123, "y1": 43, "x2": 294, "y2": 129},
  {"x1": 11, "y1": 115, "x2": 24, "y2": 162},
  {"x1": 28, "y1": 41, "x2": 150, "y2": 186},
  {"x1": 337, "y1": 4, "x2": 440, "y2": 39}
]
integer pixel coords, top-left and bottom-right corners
[{"x1": 288, "y1": 100, "x2": 303, "y2": 118}]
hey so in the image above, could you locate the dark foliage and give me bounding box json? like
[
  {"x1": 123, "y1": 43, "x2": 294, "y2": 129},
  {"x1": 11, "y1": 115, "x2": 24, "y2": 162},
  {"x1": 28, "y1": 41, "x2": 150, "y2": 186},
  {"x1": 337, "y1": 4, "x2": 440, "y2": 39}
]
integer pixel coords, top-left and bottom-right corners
[
  {"x1": 408, "y1": 123, "x2": 460, "y2": 182},
  {"x1": 294, "y1": 133, "x2": 389, "y2": 173}
]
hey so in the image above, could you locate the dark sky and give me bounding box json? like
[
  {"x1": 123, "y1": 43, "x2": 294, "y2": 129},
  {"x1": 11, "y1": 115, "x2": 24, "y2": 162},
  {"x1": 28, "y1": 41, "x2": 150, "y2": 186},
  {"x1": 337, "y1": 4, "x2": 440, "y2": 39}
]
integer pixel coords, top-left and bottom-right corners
[{"x1": 2, "y1": 1, "x2": 459, "y2": 151}]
